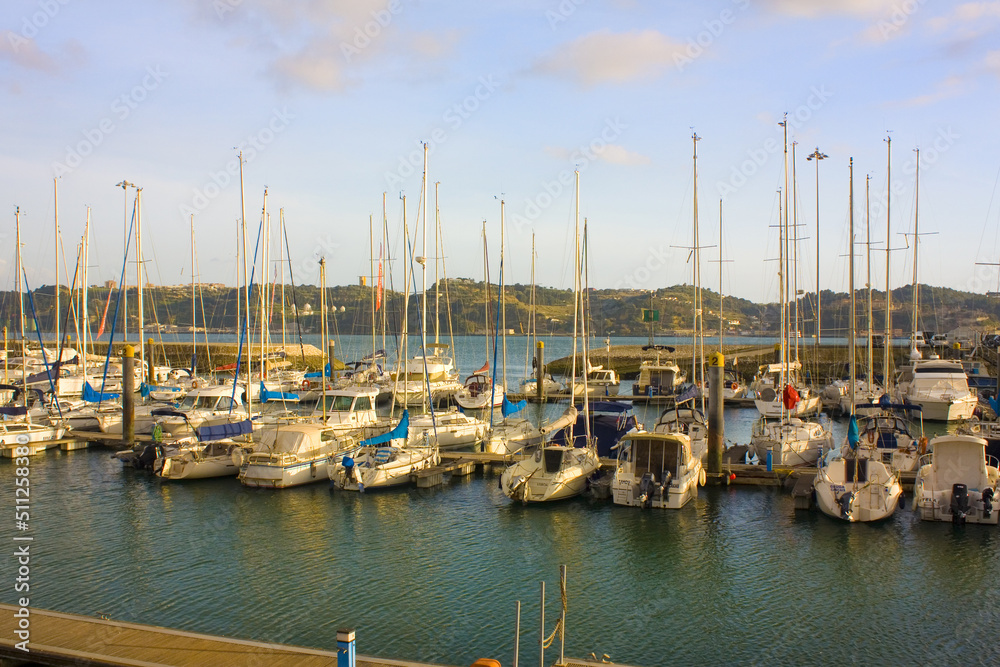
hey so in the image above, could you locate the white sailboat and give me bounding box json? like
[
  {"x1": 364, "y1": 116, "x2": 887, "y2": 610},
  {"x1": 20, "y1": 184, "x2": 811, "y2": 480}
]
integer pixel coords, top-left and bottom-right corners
[
  {"x1": 238, "y1": 422, "x2": 348, "y2": 488},
  {"x1": 814, "y1": 160, "x2": 902, "y2": 522},
  {"x1": 500, "y1": 171, "x2": 599, "y2": 502},
  {"x1": 330, "y1": 410, "x2": 440, "y2": 491}
]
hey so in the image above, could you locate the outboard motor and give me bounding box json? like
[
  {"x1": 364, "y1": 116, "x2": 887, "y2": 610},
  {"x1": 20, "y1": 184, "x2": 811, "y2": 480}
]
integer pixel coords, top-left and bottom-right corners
[
  {"x1": 661, "y1": 470, "x2": 673, "y2": 496},
  {"x1": 951, "y1": 483, "x2": 970, "y2": 525},
  {"x1": 638, "y1": 472, "x2": 656, "y2": 508},
  {"x1": 136, "y1": 444, "x2": 160, "y2": 471},
  {"x1": 838, "y1": 492, "x2": 854, "y2": 520},
  {"x1": 982, "y1": 487, "x2": 994, "y2": 519}
]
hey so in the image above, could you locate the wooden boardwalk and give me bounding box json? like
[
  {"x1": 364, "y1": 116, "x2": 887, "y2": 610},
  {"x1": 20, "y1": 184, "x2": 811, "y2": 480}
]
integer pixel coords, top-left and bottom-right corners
[{"x1": 0, "y1": 604, "x2": 452, "y2": 667}]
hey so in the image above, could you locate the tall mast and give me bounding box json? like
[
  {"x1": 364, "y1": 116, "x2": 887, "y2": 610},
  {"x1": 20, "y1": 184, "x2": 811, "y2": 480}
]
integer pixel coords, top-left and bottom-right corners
[
  {"x1": 434, "y1": 181, "x2": 440, "y2": 345},
  {"x1": 239, "y1": 150, "x2": 251, "y2": 413},
  {"x1": 778, "y1": 115, "x2": 788, "y2": 387},
  {"x1": 719, "y1": 199, "x2": 724, "y2": 351},
  {"x1": 865, "y1": 174, "x2": 874, "y2": 387},
  {"x1": 259, "y1": 188, "x2": 268, "y2": 380},
  {"x1": 884, "y1": 136, "x2": 892, "y2": 382},
  {"x1": 910, "y1": 148, "x2": 920, "y2": 357},
  {"x1": 370, "y1": 213, "x2": 376, "y2": 361},
  {"x1": 500, "y1": 199, "x2": 508, "y2": 388},
  {"x1": 136, "y1": 187, "x2": 145, "y2": 377},
  {"x1": 320, "y1": 257, "x2": 327, "y2": 421},
  {"x1": 692, "y1": 131, "x2": 705, "y2": 410},
  {"x1": 382, "y1": 193, "x2": 389, "y2": 356},
  {"x1": 570, "y1": 170, "x2": 580, "y2": 405},
  {"x1": 421, "y1": 143, "x2": 428, "y2": 351},
  {"x1": 792, "y1": 140, "x2": 799, "y2": 362},
  {"x1": 16, "y1": 208, "x2": 25, "y2": 355},
  {"x1": 53, "y1": 178, "x2": 60, "y2": 347},
  {"x1": 280, "y1": 208, "x2": 287, "y2": 353},
  {"x1": 191, "y1": 214, "x2": 197, "y2": 375},
  {"x1": 82, "y1": 208, "x2": 90, "y2": 378},
  {"x1": 849, "y1": 158, "x2": 856, "y2": 412}
]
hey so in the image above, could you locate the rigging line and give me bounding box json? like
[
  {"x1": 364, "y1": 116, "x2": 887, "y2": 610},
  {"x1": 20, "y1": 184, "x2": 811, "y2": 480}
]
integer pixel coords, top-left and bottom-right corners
[
  {"x1": 229, "y1": 210, "x2": 264, "y2": 414},
  {"x1": 280, "y1": 221, "x2": 307, "y2": 366},
  {"x1": 21, "y1": 274, "x2": 62, "y2": 419},
  {"x1": 98, "y1": 197, "x2": 138, "y2": 402}
]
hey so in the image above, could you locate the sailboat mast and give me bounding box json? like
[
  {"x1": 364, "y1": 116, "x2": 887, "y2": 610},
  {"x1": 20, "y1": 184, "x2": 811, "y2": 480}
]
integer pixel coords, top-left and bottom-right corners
[
  {"x1": 500, "y1": 199, "x2": 508, "y2": 387},
  {"x1": 434, "y1": 182, "x2": 440, "y2": 345},
  {"x1": 910, "y1": 148, "x2": 920, "y2": 355},
  {"x1": 884, "y1": 136, "x2": 892, "y2": 382},
  {"x1": 53, "y1": 179, "x2": 61, "y2": 349},
  {"x1": 719, "y1": 199, "x2": 724, "y2": 351},
  {"x1": 421, "y1": 143, "x2": 428, "y2": 351},
  {"x1": 370, "y1": 214, "x2": 376, "y2": 361},
  {"x1": 239, "y1": 151, "x2": 251, "y2": 413},
  {"x1": 191, "y1": 214, "x2": 197, "y2": 374},
  {"x1": 792, "y1": 141, "x2": 800, "y2": 362},
  {"x1": 691, "y1": 132, "x2": 700, "y2": 392},
  {"x1": 16, "y1": 208, "x2": 25, "y2": 356},
  {"x1": 136, "y1": 187, "x2": 145, "y2": 378},
  {"x1": 320, "y1": 257, "x2": 327, "y2": 421},
  {"x1": 778, "y1": 115, "x2": 788, "y2": 389},
  {"x1": 279, "y1": 208, "x2": 287, "y2": 353},
  {"x1": 259, "y1": 188, "x2": 268, "y2": 380},
  {"x1": 865, "y1": 175, "x2": 874, "y2": 386},
  {"x1": 82, "y1": 208, "x2": 90, "y2": 380},
  {"x1": 807, "y1": 146, "x2": 827, "y2": 354},
  {"x1": 849, "y1": 158, "x2": 856, "y2": 412},
  {"x1": 570, "y1": 171, "x2": 580, "y2": 404},
  {"x1": 382, "y1": 193, "x2": 389, "y2": 357}
]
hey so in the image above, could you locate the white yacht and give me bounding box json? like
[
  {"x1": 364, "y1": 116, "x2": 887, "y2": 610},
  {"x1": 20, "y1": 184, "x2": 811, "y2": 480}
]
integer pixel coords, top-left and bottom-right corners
[
  {"x1": 914, "y1": 433, "x2": 1000, "y2": 525},
  {"x1": 407, "y1": 408, "x2": 487, "y2": 451},
  {"x1": 632, "y1": 346, "x2": 685, "y2": 397},
  {"x1": 518, "y1": 373, "x2": 564, "y2": 397},
  {"x1": 611, "y1": 431, "x2": 703, "y2": 509},
  {"x1": 894, "y1": 359, "x2": 977, "y2": 422},
  {"x1": 571, "y1": 367, "x2": 620, "y2": 398},
  {"x1": 155, "y1": 438, "x2": 243, "y2": 480},
  {"x1": 237, "y1": 423, "x2": 348, "y2": 489},
  {"x1": 0, "y1": 421, "x2": 66, "y2": 457},
  {"x1": 308, "y1": 387, "x2": 380, "y2": 438}
]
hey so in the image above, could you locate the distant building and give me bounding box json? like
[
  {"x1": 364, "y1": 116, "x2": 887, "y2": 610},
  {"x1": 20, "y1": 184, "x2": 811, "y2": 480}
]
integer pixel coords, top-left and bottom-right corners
[{"x1": 104, "y1": 280, "x2": 117, "y2": 289}]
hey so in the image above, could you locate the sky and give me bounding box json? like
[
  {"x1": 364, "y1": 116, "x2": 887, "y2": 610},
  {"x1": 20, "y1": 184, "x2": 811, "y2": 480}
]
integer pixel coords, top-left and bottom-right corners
[{"x1": 2, "y1": 0, "x2": 1000, "y2": 304}]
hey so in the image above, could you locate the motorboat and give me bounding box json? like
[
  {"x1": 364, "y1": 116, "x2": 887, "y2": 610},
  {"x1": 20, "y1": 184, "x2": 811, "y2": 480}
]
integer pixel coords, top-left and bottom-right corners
[
  {"x1": 155, "y1": 439, "x2": 243, "y2": 480},
  {"x1": 632, "y1": 346, "x2": 685, "y2": 397},
  {"x1": 518, "y1": 373, "x2": 564, "y2": 397},
  {"x1": 652, "y1": 404, "x2": 707, "y2": 462},
  {"x1": 237, "y1": 423, "x2": 348, "y2": 489},
  {"x1": 913, "y1": 433, "x2": 1000, "y2": 525},
  {"x1": 894, "y1": 359, "x2": 977, "y2": 422},
  {"x1": 704, "y1": 368, "x2": 744, "y2": 401},
  {"x1": 0, "y1": 420, "x2": 66, "y2": 457},
  {"x1": 571, "y1": 366, "x2": 620, "y2": 398},
  {"x1": 611, "y1": 431, "x2": 703, "y2": 509},
  {"x1": 308, "y1": 386, "x2": 380, "y2": 438}
]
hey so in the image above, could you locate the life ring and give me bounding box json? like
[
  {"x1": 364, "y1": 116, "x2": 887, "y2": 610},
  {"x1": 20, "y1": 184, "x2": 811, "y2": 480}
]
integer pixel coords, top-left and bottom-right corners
[
  {"x1": 918, "y1": 436, "x2": 928, "y2": 456},
  {"x1": 191, "y1": 380, "x2": 198, "y2": 389},
  {"x1": 301, "y1": 379, "x2": 310, "y2": 391}
]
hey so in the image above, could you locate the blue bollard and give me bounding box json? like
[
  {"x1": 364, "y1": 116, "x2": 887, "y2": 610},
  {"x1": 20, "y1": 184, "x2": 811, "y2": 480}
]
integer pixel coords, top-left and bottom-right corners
[
  {"x1": 337, "y1": 628, "x2": 356, "y2": 667},
  {"x1": 766, "y1": 450, "x2": 773, "y2": 472}
]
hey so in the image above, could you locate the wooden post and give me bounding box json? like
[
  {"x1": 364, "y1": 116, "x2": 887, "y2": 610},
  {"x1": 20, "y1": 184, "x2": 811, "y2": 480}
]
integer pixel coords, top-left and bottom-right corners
[
  {"x1": 122, "y1": 345, "x2": 135, "y2": 446},
  {"x1": 539, "y1": 581, "x2": 545, "y2": 667},
  {"x1": 707, "y1": 352, "x2": 724, "y2": 478},
  {"x1": 146, "y1": 337, "x2": 155, "y2": 385}
]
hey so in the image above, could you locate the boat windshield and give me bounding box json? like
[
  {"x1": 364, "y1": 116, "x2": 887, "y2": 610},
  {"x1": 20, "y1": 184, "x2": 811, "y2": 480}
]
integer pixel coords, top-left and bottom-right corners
[
  {"x1": 321, "y1": 395, "x2": 355, "y2": 412},
  {"x1": 178, "y1": 395, "x2": 223, "y2": 411}
]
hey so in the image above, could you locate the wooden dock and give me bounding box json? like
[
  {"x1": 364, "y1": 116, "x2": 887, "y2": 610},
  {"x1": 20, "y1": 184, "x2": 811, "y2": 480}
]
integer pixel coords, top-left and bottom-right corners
[
  {"x1": 506, "y1": 392, "x2": 757, "y2": 408},
  {"x1": 411, "y1": 457, "x2": 477, "y2": 488},
  {"x1": 0, "y1": 604, "x2": 452, "y2": 667}
]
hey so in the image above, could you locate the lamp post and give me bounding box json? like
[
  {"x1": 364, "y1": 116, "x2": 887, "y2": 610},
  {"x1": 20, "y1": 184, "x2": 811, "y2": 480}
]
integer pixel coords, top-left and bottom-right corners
[{"x1": 806, "y1": 147, "x2": 827, "y2": 358}]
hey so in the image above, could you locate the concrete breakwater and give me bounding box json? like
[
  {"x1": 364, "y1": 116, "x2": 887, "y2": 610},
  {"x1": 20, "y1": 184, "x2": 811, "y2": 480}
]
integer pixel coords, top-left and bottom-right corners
[
  {"x1": 38, "y1": 341, "x2": 332, "y2": 372},
  {"x1": 545, "y1": 343, "x2": 968, "y2": 383}
]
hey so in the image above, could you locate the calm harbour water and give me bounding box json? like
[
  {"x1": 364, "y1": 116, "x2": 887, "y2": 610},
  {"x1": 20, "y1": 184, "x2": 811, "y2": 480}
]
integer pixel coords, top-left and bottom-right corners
[{"x1": 4, "y1": 335, "x2": 997, "y2": 666}]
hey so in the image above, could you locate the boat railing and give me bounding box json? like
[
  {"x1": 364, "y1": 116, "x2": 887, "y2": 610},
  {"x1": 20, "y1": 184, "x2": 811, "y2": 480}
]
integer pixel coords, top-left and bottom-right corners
[{"x1": 917, "y1": 453, "x2": 933, "y2": 469}]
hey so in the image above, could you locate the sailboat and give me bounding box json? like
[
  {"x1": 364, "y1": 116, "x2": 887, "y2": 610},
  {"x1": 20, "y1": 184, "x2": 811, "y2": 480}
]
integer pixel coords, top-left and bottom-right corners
[
  {"x1": 893, "y1": 148, "x2": 977, "y2": 421},
  {"x1": 813, "y1": 158, "x2": 903, "y2": 522},
  {"x1": 749, "y1": 117, "x2": 832, "y2": 465},
  {"x1": 456, "y1": 224, "x2": 505, "y2": 411},
  {"x1": 500, "y1": 171, "x2": 599, "y2": 502},
  {"x1": 329, "y1": 410, "x2": 440, "y2": 491}
]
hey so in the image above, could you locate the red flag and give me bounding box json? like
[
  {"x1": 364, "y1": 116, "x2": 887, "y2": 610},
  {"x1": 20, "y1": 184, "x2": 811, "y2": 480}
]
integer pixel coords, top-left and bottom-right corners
[
  {"x1": 96, "y1": 289, "x2": 112, "y2": 337},
  {"x1": 782, "y1": 384, "x2": 800, "y2": 410},
  {"x1": 375, "y1": 246, "x2": 384, "y2": 312},
  {"x1": 476, "y1": 362, "x2": 489, "y2": 374}
]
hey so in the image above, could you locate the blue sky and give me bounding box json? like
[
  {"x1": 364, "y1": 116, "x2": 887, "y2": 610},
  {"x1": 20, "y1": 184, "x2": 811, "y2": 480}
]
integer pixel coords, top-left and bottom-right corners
[{"x1": 2, "y1": 0, "x2": 999, "y2": 303}]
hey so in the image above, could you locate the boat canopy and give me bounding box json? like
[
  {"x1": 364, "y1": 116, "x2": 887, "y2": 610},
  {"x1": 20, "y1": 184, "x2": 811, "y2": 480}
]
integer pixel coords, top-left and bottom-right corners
[
  {"x1": 197, "y1": 419, "x2": 253, "y2": 442},
  {"x1": 83, "y1": 381, "x2": 120, "y2": 403},
  {"x1": 360, "y1": 410, "x2": 409, "y2": 447}
]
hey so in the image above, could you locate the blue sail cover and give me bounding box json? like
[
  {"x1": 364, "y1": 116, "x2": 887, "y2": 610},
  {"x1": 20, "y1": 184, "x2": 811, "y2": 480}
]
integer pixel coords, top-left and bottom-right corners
[
  {"x1": 197, "y1": 419, "x2": 253, "y2": 442},
  {"x1": 83, "y1": 381, "x2": 120, "y2": 403},
  {"x1": 0, "y1": 406, "x2": 28, "y2": 417},
  {"x1": 501, "y1": 395, "x2": 526, "y2": 417},
  {"x1": 140, "y1": 383, "x2": 183, "y2": 399},
  {"x1": 847, "y1": 416, "x2": 860, "y2": 450},
  {"x1": 989, "y1": 395, "x2": 999, "y2": 417},
  {"x1": 304, "y1": 362, "x2": 334, "y2": 379},
  {"x1": 260, "y1": 381, "x2": 300, "y2": 402},
  {"x1": 360, "y1": 410, "x2": 409, "y2": 447}
]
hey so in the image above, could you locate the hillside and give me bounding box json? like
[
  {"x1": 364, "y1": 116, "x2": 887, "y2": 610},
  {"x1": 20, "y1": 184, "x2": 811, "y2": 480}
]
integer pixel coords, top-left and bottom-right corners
[{"x1": 1, "y1": 279, "x2": 998, "y2": 340}]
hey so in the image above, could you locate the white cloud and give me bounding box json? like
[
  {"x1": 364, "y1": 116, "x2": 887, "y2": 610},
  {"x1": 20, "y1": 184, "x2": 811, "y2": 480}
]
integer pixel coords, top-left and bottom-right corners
[
  {"x1": 533, "y1": 29, "x2": 685, "y2": 87},
  {"x1": 759, "y1": 0, "x2": 898, "y2": 18},
  {"x1": 927, "y1": 1, "x2": 1000, "y2": 31},
  {"x1": 986, "y1": 49, "x2": 1000, "y2": 75},
  {"x1": 595, "y1": 144, "x2": 651, "y2": 166}
]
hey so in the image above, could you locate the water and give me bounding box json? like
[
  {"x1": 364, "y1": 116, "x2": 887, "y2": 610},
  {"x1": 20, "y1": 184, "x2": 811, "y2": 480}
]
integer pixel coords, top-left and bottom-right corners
[
  {"x1": 7, "y1": 433, "x2": 1000, "y2": 666},
  {"x1": 5, "y1": 335, "x2": 993, "y2": 665}
]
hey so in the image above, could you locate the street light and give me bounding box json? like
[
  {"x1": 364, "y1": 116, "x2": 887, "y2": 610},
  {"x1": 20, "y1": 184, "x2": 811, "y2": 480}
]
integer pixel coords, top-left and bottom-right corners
[{"x1": 806, "y1": 147, "x2": 827, "y2": 350}]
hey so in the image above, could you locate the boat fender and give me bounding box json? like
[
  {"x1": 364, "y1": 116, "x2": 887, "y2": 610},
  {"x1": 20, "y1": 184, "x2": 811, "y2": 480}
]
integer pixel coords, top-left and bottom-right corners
[
  {"x1": 698, "y1": 469, "x2": 707, "y2": 487},
  {"x1": 310, "y1": 460, "x2": 316, "y2": 478},
  {"x1": 534, "y1": 450, "x2": 542, "y2": 463},
  {"x1": 866, "y1": 429, "x2": 876, "y2": 445}
]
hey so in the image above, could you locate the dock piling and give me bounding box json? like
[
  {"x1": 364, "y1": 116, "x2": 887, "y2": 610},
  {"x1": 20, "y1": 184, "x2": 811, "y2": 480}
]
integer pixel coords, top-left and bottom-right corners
[
  {"x1": 146, "y1": 337, "x2": 155, "y2": 384},
  {"x1": 122, "y1": 345, "x2": 135, "y2": 447},
  {"x1": 514, "y1": 600, "x2": 520, "y2": 667},
  {"x1": 337, "y1": 628, "x2": 356, "y2": 667},
  {"x1": 707, "y1": 352, "x2": 724, "y2": 480}
]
